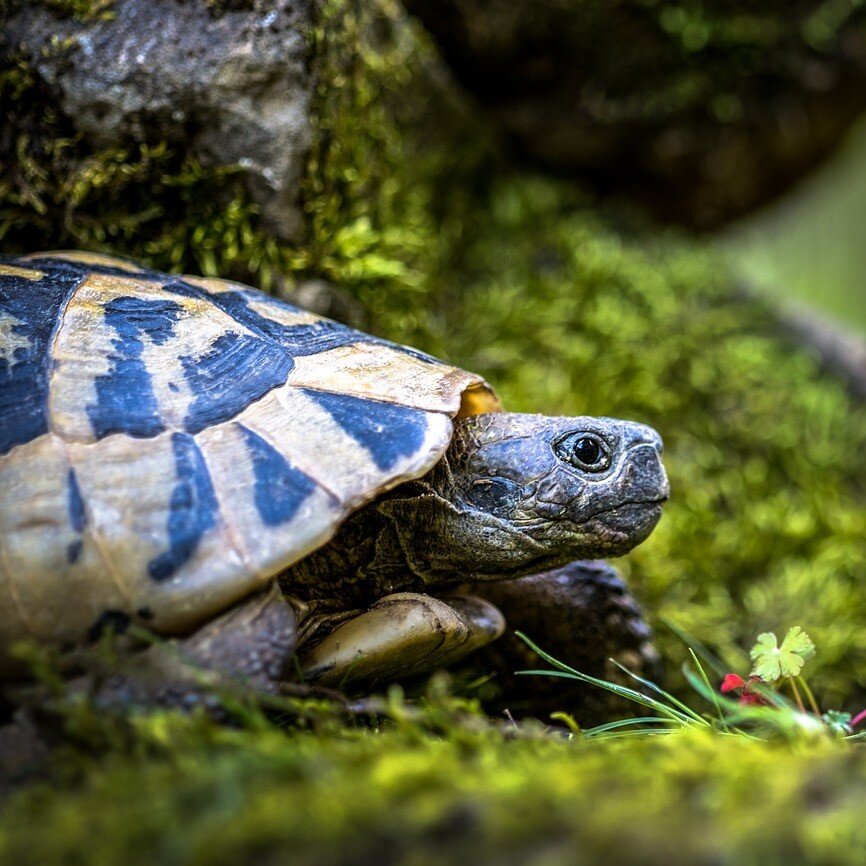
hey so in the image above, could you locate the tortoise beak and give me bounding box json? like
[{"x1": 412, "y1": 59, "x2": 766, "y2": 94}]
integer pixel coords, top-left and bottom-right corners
[
  {"x1": 629, "y1": 452, "x2": 669, "y2": 506},
  {"x1": 619, "y1": 424, "x2": 669, "y2": 506}
]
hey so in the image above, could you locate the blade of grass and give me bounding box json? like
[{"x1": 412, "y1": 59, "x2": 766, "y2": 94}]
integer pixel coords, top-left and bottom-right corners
[
  {"x1": 582, "y1": 728, "x2": 682, "y2": 741},
  {"x1": 515, "y1": 669, "x2": 695, "y2": 724},
  {"x1": 844, "y1": 730, "x2": 866, "y2": 740},
  {"x1": 609, "y1": 659, "x2": 710, "y2": 726},
  {"x1": 680, "y1": 666, "x2": 760, "y2": 727},
  {"x1": 582, "y1": 716, "x2": 676, "y2": 737},
  {"x1": 515, "y1": 631, "x2": 701, "y2": 726},
  {"x1": 686, "y1": 650, "x2": 728, "y2": 730}
]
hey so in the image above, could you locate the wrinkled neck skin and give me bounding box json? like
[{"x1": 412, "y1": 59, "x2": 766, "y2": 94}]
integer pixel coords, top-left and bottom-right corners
[
  {"x1": 281, "y1": 412, "x2": 669, "y2": 607},
  {"x1": 378, "y1": 412, "x2": 669, "y2": 589}
]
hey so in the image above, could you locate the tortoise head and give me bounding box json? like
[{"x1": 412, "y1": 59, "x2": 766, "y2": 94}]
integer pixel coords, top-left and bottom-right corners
[{"x1": 388, "y1": 413, "x2": 669, "y2": 584}]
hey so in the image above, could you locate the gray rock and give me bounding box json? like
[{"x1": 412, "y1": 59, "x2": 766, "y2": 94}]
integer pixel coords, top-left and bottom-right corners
[{"x1": 4, "y1": 0, "x2": 314, "y2": 240}]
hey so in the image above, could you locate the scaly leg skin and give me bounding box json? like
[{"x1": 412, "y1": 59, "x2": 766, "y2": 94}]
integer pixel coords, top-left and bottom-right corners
[
  {"x1": 297, "y1": 592, "x2": 505, "y2": 689},
  {"x1": 0, "y1": 588, "x2": 299, "y2": 776},
  {"x1": 92, "y1": 586, "x2": 298, "y2": 709},
  {"x1": 466, "y1": 561, "x2": 661, "y2": 725}
]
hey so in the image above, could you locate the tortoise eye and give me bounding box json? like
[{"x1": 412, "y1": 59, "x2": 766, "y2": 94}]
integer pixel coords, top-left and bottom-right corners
[{"x1": 555, "y1": 432, "x2": 611, "y2": 473}]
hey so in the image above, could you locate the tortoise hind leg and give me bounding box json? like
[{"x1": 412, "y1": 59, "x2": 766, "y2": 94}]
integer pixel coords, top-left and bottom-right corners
[
  {"x1": 93, "y1": 586, "x2": 298, "y2": 708},
  {"x1": 154, "y1": 585, "x2": 298, "y2": 695},
  {"x1": 2, "y1": 589, "x2": 298, "y2": 756},
  {"x1": 297, "y1": 592, "x2": 505, "y2": 688}
]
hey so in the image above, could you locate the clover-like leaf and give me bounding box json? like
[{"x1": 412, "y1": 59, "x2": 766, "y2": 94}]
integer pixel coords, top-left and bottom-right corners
[
  {"x1": 749, "y1": 632, "x2": 781, "y2": 681},
  {"x1": 749, "y1": 626, "x2": 815, "y2": 682}
]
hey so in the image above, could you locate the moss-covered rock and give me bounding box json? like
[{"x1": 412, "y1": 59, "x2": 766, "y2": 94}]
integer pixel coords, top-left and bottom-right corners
[
  {"x1": 0, "y1": 46, "x2": 268, "y2": 281},
  {"x1": 2, "y1": 0, "x2": 313, "y2": 241}
]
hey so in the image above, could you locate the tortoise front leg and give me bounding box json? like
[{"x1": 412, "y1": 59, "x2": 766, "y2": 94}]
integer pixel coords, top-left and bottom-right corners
[
  {"x1": 297, "y1": 592, "x2": 505, "y2": 688},
  {"x1": 468, "y1": 561, "x2": 661, "y2": 724}
]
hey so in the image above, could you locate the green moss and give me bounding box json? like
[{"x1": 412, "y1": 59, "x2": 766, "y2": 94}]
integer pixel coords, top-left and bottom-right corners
[
  {"x1": 294, "y1": 0, "x2": 498, "y2": 317},
  {"x1": 406, "y1": 0, "x2": 866, "y2": 228},
  {"x1": 0, "y1": 0, "x2": 482, "y2": 295},
  {"x1": 298, "y1": 2, "x2": 866, "y2": 708},
  {"x1": 38, "y1": 0, "x2": 114, "y2": 21},
  {"x1": 0, "y1": 43, "x2": 275, "y2": 284},
  {"x1": 5, "y1": 0, "x2": 117, "y2": 22},
  {"x1": 4, "y1": 0, "x2": 866, "y2": 857},
  {"x1": 418, "y1": 0, "x2": 865, "y2": 123},
  {"x1": 1, "y1": 711, "x2": 865, "y2": 866},
  {"x1": 203, "y1": 0, "x2": 254, "y2": 14}
]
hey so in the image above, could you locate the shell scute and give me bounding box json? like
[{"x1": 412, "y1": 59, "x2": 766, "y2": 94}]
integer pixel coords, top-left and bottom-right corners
[
  {"x1": 0, "y1": 263, "x2": 84, "y2": 455},
  {"x1": 236, "y1": 424, "x2": 321, "y2": 527},
  {"x1": 147, "y1": 432, "x2": 221, "y2": 583},
  {"x1": 196, "y1": 421, "x2": 340, "y2": 580}
]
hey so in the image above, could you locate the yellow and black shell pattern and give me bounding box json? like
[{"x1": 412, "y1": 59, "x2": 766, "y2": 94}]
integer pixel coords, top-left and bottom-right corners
[{"x1": 0, "y1": 251, "x2": 501, "y2": 666}]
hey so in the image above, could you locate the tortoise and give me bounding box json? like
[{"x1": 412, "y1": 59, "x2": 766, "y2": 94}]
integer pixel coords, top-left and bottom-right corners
[{"x1": 0, "y1": 251, "x2": 668, "y2": 700}]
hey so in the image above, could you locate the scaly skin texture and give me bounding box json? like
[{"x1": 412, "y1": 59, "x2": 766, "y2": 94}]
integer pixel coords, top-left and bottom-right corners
[
  {"x1": 1, "y1": 411, "x2": 665, "y2": 712},
  {"x1": 469, "y1": 561, "x2": 662, "y2": 724},
  {"x1": 280, "y1": 413, "x2": 668, "y2": 613}
]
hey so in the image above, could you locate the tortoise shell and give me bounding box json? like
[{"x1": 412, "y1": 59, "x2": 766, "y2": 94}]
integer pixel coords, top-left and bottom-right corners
[{"x1": 0, "y1": 252, "x2": 500, "y2": 665}]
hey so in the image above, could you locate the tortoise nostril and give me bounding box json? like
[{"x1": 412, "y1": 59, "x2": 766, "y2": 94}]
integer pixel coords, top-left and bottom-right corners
[{"x1": 642, "y1": 426, "x2": 664, "y2": 454}]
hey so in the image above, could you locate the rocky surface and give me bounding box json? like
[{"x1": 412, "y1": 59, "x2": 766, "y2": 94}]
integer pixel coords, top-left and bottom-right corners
[
  {"x1": 3, "y1": 0, "x2": 314, "y2": 240},
  {"x1": 406, "y1": 0, "x2": 866, "y2": 229}
]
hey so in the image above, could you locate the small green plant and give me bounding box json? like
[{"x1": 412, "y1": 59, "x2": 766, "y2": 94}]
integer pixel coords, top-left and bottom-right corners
[
  {"x1": 720, "y1": 626, "x2": 818, "y2": 713},
  {"x1": 721, "y1": 626, "x2": 866, "y2": 734},
  {"x1": 517, "y1": 626, "x2": 866, "y2": 741}
]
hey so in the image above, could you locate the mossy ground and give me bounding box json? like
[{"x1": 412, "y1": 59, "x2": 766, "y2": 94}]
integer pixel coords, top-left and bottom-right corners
[
  {"x1": 421, "y1": 180, "x2": 866, "y2": 709},
  {"x1": 2, "y1": 706, "x2": 866, "y2": 866},
  {"x1": 2, "y1": 0, "x2": 866, "y2": 859}
]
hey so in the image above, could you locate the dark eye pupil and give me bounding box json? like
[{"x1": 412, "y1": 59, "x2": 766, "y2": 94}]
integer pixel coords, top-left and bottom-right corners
[{"x1": 574, "y1": 437, "x2": 601, "y2": 465}]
